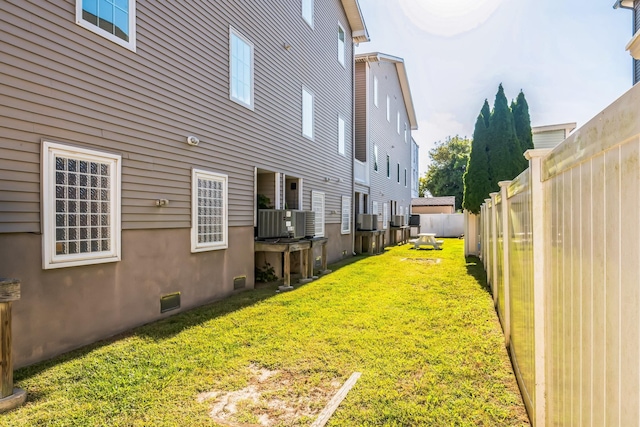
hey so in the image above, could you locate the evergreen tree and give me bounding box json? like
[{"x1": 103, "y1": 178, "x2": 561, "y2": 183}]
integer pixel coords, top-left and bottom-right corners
[
  {"x1": 487, "y1": 84, "x2": 521, "y2": 188},
  {"x1": 511, "y1": 91, "x2": 533, "y2": 171},
  {"x1": 463, "y1": 101, "x2": 492, "y2": 214}
]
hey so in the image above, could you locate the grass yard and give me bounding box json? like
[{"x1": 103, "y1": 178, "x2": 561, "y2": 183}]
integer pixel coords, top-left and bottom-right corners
[{"x1": 2, "y1": 239, "x2": 529, "y2": 426}]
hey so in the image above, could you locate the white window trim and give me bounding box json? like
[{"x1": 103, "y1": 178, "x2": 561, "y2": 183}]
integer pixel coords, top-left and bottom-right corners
[
  {"x1": 372, "y1": 201, "x2": 378, "y2": 216},
  {"x1": 404, "y1": 123, "x2": 408, "y2": 142},
  {"x1": 191, "y1": 169, "x2": 229, "y2": 253},
  {"x1": 302, "y1": 0, "x2": 314, "y2": 28},
  {"x1": 373, "y1": 144, "x2": 378, "y2": 172},
  {"x1": 337, "y1": 22, "x2": 346, "y2": 67},
  {"x1": 386, "y1": 96, "x2": 390, "y2": 122},
  {"x1": 42, "y1": 141, "x2": 121, "y2": 270},
  {"x1": 302, "y1": 85, "x2": 315, "y2": 140},
  {"x1": 383, "y1": 202, "x2": 389, "y2": 230},
  {"x1": 386, "y1": 154, "x2": 390, "y2": 179},
  {"x1": 312, "y1": 191, "x2": 325, "y2": 237},
  {"x1": 229, "y1": 26, "x2": 255, "y2": 110},
  {"x1": 373, "y1": 76, "x2": 378, "y2": 107},
  {"x1": 337, "y1": 114, "x2": 346, "y2": 156},
  {"x1": 341, "y1": 196, "x2": 351, "y2": 234},
  {"x1": 75, "y1": 0, "x2": 136, "y2": 51},
  {"x1": 405, "y1": 168, "x2": 408, "y2": 187},
  {"x1": 397, "y1": 111, "x2": 401, "y2": 134}
]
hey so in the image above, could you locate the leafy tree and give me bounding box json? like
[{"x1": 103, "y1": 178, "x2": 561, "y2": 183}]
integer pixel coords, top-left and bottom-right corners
[
  {"x1": 418, "y1": 175, "x2": 430, "y2": 198},
  {"x1": 463, "y1": 102, "x2": 492, "y2": 213},
  {"x1": 422, "y1": 135, "x2": 471, "y2": 210},
  {"x1": 511, "y1": 91, "x2": 533, "y2": 170}
]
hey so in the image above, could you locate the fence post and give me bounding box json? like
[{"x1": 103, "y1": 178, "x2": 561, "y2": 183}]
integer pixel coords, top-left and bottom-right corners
[
  {"x1": 489, "y1": 192, "x2": 499, "y2": 306},
  {"x1": 525, "y1": 149, "x2": 550, "y2": 427},
  {"x1": 484, "y1": 198, "x2": 492, "y2": 287},
  {"x1": 499, "y1": 181, "x2": 512, "y2": 348},
  {"x1": 0, "y1": 278, "x2": 26, "y2": 412}
]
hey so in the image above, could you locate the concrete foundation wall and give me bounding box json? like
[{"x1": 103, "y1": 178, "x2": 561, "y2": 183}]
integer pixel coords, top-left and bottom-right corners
[{"x1": 1, "y1": 226, "x2": 254, "y2": 368}]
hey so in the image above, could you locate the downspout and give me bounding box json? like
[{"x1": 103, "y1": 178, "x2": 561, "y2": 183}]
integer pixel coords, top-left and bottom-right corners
[{"x1": 351, "y1": 39, "x2": 357, "y2": 256}]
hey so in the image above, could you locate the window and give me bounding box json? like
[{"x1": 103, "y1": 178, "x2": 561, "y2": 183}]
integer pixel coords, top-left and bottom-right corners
[
  {"x1": 42, "y1": 141, "x2": 121, "y2": 269},
  {"x1": 383, "y1": 202, "x2": 389, "y2": 230},
  {"x1": 373, "y1": 76, "x2": 378, "y2": 107},
  {"x1": 372, "y1": 201, "x2": 378, "y2": 216},
  {"x1": 337, "y1": 115, "x2": 345, "y2": 155},
  {"x1": 397, "y1": 163, "x2": 400, "y2": 183},
  {"x1": 191, "y1": 169, "x2": 228, "y2": 252},
  {"x1": 386, "y1": 155, "x2": 390, "y2": 178},
  {"x1": 76, "y1": 0, "x2": 136, "y2": 50},
  {"x1": 337, "y1": 24, "x2": 346, "y2": 67},
  {"x1": 229, "y1": 27, "x2": 254, "y2": 109},
  {"x1": 386, "y1": 96, "x2": 390, "y2": 122},
  {"x1": 397, "y1": 111, "x2": 400, "y2": 134},
  {"x1": 302, "y1": 0, "x2": 313, "y2": 27},
  {"x1": 302, "y1": 86, "x2": 314, "y2": 139},
  {"x1": 312, "y1": 191, "x2": 325, "y2": 237},
  {"x1": 374, "y1": 145, "x2": 379, "y2": 171},
  {"x1": 404, "y1": 168, "x2": 407, "y2": 187},
  {"x1": 341, "y1": 196, "x2": 351, "y2": 234}
]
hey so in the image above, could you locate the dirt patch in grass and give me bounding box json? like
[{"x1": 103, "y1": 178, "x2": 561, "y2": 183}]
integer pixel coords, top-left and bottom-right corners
[
  {"x1": 197, "y1": 364, "x2": 341, "y2": 426},
  {"x1": 400, "y1": 258, "x2": 441, "y2": 265}
]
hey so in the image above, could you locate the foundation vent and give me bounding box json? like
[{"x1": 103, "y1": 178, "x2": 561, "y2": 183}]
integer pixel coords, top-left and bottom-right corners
[
  {"x1": 160, "y1": 292, "x2": 181, "y2": 313},
  {"x1": 233, "y1": 276, "x2": 247, "y2": 290}
]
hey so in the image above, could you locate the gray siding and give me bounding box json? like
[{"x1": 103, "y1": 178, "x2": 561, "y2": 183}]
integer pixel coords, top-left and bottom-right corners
[
  {"x1": 533, "y1": 129, "x2": 566, "y2": 150},
  {"x1": 354, "y1": 62, "x2": 367, "y2": 162},
  {"x1": 0, "y1": 0, "x2": 356, "y2": 232},
  {"x1": 366, "y1": 61, "x2": 413, "y2": 218}
]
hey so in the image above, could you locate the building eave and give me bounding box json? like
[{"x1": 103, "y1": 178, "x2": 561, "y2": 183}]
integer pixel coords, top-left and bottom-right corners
[
  {"x1": 341, "y1": 0, "x2": 370, "y2": 43},
  {"x1": 355, "y1": 52, "x2": 418, "y2": 130}
]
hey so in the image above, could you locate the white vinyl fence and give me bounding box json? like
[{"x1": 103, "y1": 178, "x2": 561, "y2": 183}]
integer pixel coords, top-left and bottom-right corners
[
  {"x1": 467, "y1": 82, "x2": 640, "y2": 426},
  {"x1": 417, "y1": 214, "x2": 464, "y2": 237}
]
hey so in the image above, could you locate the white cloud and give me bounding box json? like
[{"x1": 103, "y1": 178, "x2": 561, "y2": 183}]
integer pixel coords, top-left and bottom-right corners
[{"x1": 397, "y1": 0, "x2": 506, "y2": 37}]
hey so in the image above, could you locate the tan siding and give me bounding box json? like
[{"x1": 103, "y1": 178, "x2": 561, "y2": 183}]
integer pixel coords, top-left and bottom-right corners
[{"x1": 1, "y1": 0, "x2": 357, "y2": 232}]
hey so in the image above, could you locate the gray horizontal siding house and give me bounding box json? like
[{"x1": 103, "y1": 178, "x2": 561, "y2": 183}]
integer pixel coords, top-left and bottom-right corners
[
  {"x1": 0, "y1": 0, "x2": 368, "y2": 367},
  {"x1": 353, "y1": 53, "x2": 417, "y2": 241}
]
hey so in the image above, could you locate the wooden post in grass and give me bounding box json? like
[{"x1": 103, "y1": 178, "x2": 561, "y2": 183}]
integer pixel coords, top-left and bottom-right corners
[{"x1": 0, "y1": 278, "x2": 26, "y2": 412}]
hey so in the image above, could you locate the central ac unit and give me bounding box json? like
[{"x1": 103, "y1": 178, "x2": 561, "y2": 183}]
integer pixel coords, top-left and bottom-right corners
[
  {"x1": 258, "y1": 210, "x2": 314, "y2": 240},
  {"x1": 258, "y1": 209, "x2": 289, "y2": 239},
  {"x1": 305, "y1": 211, "x2": 316, "y2": 238},
  {"x1": 357, "y1": 214, "x2": 378, "y2": 231},
  {"x1": 391, "y1": 215, "x2": 406, "y2": 227}
]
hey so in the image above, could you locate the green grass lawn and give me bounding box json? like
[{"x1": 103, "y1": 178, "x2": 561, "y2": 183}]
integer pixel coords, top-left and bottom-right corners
[{"x1": 3, "y1": 239, "x2": 529, "y2": 426}]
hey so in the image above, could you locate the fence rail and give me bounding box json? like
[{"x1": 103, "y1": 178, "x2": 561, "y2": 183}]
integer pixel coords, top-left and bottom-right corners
[{"x1": 466, "y1": 82, "x2": 640, "y2": 426}]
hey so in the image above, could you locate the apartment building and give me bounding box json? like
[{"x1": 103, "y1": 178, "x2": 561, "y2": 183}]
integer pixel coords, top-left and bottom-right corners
[
  {"x1": 0, "y1": 0, "x2": 368, "y2": 366},
  {"x1": 615, "y1": 0, "x2": 640, "y2": 84},
  {"x1": 353, "y1": 53, "x2": 418, "y2": 241}
]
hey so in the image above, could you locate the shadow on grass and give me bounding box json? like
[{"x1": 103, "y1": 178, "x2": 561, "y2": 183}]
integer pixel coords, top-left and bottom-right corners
[
  {"x1": 14, "y1": 252, "x2": 373, "y2": 387},
  {"x1": 465, "y1": 255, "x2": 492, "y2": 295}
]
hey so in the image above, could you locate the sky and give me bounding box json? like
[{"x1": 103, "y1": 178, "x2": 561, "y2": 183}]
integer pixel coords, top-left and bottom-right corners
[{"x1": 355, "y1": 0, "x2": 635, "y2": 174}]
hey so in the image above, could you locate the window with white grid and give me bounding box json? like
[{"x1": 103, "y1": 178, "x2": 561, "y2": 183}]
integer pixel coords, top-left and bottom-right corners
[
  {"x1": 229, "y1": 27, "x2": 254, "y2": 109},
  {"x1": 76, "y1": 0, "x2": 136, "y2": 50},
  {"x1": 341, "y1": 196, "x2": 351, "y2": 234},
  {"x1": 42, "y1": 141, "x2": 121, "y2": 269},
  {"x1": 191, "y1": 169, "x2": 228, "y2": 252},
  {"x1": 312, "y1": 191, "x2": 325, "y2": 237}
]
